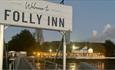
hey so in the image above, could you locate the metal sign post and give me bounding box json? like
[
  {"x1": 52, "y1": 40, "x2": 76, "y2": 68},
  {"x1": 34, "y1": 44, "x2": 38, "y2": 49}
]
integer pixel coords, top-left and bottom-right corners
[
  {"x1": 0, "y1": 25, "x2": 4, "y2": 70},
  {"x1": 63, "y1": 32, "x2": 66, "y2": 70}
]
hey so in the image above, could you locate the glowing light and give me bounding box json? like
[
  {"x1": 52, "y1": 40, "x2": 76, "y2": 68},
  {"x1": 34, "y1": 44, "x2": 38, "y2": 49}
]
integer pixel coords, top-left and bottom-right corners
[
  {"x1": 88, "y1": 48, "x2": 93, "y2": 53},
  {"x1": 49, "y1": 49, "x2": 52, "y2": 53},
  {"x1": 33, "y1": 52, "x2": 36, "y2": 55},
  {"x1": 72, "y1": 44, "x2": 76, "y2": 50},
  {"x1": 37, "y1": 52, "x2": 40, "y2": 57}
]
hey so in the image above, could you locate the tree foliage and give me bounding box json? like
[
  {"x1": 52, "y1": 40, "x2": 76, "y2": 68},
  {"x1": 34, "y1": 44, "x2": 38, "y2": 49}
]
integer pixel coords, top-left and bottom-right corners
[
  {"x1": 8, "y1": 29, "x2": 37, "y2": 55},
  {"x1": 105, "y1": 40, "x2": 115, "y2": 57}
]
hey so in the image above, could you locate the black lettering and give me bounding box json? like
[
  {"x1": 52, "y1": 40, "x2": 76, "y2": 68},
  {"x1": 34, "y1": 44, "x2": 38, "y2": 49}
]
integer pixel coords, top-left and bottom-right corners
[
  {"x1": 13, "y1": 11, "x2": 20, "y2": 22},
  {"x1": 59, "y1": 18, "x2": 64, "y2": 27},
  {"x1": 37, "y1": 15, "x2": 42, "y2": 24},
  {"x1": 48, "y1": 16, "x2": 50, "y2": 25},
  {"x1": 52, "y1": 17, "x2": 57, "y2": 27},
  {"x1": 4, "y1": 9, "x2": 11, "y2": 20},
  {"x1": 25, "y1": 2, "x2": 31, "y2": 9},
  {"x1": 31, "y1": 2, "x2": 35, "y2": 9},
  {"x1": 30, "y1": 13, "x2": 35, "y2": 24},
  {"x1": 22, "y1": 12, "x2": 28, "y2": 23}
]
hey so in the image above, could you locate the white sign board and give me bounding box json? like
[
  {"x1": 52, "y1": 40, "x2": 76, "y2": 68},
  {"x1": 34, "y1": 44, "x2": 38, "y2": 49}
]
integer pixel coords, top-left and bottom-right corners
[{"x1": 0, "y1": 0, "x2": 72, "y2": 31}]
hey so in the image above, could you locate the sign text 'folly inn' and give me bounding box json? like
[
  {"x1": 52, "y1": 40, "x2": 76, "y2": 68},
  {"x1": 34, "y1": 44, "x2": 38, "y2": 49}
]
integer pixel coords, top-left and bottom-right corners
[{"x1": 0, "y1": 0, "x2": 72, "y2": 31}]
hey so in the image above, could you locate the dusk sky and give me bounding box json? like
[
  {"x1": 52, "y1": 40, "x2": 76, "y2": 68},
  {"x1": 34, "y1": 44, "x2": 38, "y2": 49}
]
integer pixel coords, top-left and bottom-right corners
[{"x1": 4, "y1": 0, "x2": 115, "y2": 43}]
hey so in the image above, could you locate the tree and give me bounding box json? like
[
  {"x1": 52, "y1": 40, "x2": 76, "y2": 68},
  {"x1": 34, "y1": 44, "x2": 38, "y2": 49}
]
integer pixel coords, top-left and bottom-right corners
[
  {"x1": 104, "y1": 40, "x2": 115, "y2": 69},
  {"x1": 8, "y1": 29, "x2": 37, "y2": 55},
  {"x1": 105, "y1": 40, "x2": 115, "y2": 57}
]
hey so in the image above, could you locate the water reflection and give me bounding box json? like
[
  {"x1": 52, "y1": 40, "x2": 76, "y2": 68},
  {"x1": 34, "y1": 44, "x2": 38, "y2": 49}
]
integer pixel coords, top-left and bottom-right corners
[
  {"x1": 68, "y1": 62, "x2": 104, "y2": 70},
  {"x1": 68, "y1": 63, "x2": 77, "y2": 70},
  {"x1": 35, "y1": 60, "x2": 106, "y2": 70}
]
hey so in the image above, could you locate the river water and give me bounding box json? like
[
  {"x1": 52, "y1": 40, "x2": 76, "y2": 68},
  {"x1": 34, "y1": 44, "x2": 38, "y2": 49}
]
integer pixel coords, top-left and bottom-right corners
[{"x1": 34, "y1": 59, "x2": 115, "y2": 70}]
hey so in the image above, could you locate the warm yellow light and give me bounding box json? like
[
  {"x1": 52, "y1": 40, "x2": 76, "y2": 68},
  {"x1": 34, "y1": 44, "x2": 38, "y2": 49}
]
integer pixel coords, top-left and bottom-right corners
[
  {"x1": 49, "y1": 49, "x2": 52, "y2": 53},
  {"x1": 72, "y1": 44, "x2": 76, "y2": 50},
  {"x1": 88, "y1": 48, "x2": 93, "y2": 53},
  {"x1": 37, "y1": 52, "x2": 40, "y2": 57},
  {"x1": 33, "y1": 52, "x2": 36, "y2": 55}
]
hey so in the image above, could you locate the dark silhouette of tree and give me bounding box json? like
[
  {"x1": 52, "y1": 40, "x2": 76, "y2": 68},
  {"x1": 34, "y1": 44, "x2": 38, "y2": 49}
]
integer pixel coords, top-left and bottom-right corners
[
  {"x1": 104, "y1": 40, "x2": 115, "y2": 69},
  {"x1": 105, "y1": 40, "x2": 115, "y2": 57},
  {"x1": 39, "y1": 41, "x2": 60, "y2": 52},
  {"x1": 8, "y1": 29, "x2": 37, "y2": 55}
]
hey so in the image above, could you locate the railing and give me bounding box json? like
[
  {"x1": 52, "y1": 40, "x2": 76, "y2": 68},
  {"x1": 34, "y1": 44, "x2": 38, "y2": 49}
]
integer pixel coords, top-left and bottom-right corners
[
  {"x1": 8, "y1": 56, "x2": 38, "y2": 70},
  {"x1": 9, "y1": 57, "x2": 16, "y2": 70}
]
